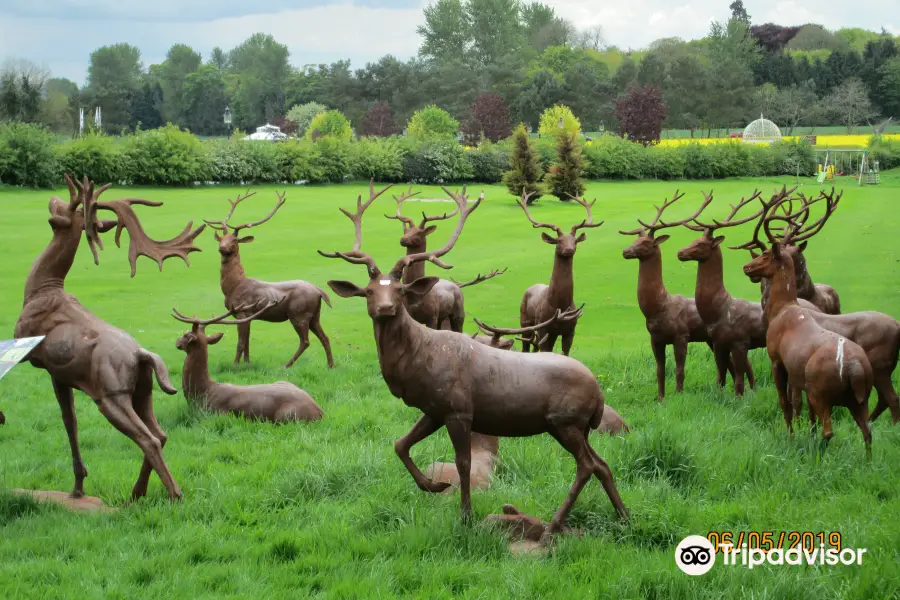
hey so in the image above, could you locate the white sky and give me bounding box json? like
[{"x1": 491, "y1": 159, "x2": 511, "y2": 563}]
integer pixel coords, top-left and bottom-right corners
[{"x1": 0, "y1": 0, "x2": 896, "y2": 85}]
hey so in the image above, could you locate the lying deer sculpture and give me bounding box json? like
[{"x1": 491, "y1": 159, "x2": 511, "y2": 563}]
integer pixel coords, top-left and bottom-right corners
[
  {"x1": 204, "y1": 191, "x2": 335, "y2": 369},
  {"x1": 619, "y1": 190, "x2": 727, "y2": 401},
  {"x1": 14, "y1": 174, "x2": 205, "y2": 501},
  {"x1": 518, "y1": 191, "x2": 604, "y2": 354},
  {"x1": 740, "y1": 190, "x2": 873, "y2": 452},
  {"x1": 319, "y1": 184, "x2": 629, "y2": 544},
  {"x1": 675, "y1": 189, "x2": 785, "y2": 397},
  {"x1": 385, "y1": 187, "x2": 505, "y2": 331},
  {"x1": 172, "y1": 300, "x2": 324, "y2": 423},
  {"x1": 736, "y1": 191, "x2": 900, "y2": 425}
]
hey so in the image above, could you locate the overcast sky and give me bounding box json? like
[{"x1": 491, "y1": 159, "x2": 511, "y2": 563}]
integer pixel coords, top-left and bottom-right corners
[{"x1": 0, "y1": 1, "x2": 896, "y2": 85}]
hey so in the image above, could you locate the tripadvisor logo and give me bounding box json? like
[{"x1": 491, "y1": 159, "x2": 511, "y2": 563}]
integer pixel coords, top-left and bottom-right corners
[{"x1": 675, "y1": 535, "x2": 868, "y2": 575}]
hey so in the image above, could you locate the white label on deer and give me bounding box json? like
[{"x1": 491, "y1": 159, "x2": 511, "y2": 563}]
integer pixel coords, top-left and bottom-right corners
[{"x1": 379, "y1": 279, "x2": 391, "y2": 286}]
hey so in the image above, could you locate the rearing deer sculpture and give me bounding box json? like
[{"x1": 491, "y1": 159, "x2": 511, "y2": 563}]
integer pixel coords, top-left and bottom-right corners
[
  {"x1": 204, "y1": 190, "x2": 335, "y2": 369},
  {"x1": 518, "y1": 191, "x2": 603, "y2": 354},
  {"x1": 385, "y1": 187, "x2": 505, "y2": 331},
  {"x1": 619, "y1": 190, "x2": 726, "y2": 401},
  {"x1": 14, "y1": 175, "x2": 205, "y2": 501},
  {"x1": 319, "y1": 185, "x2": 628, "y2": 545}
]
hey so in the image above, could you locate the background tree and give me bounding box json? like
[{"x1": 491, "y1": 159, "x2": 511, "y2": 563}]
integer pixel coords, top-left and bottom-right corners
[
  {"x1": 286, "y1": 102, "x2": 328, "y2": 137},
  {"x1": 40, "y1": 77, "x2": 78, "y2": 132},
  {"x1": 616, "y1": 84, "x2": 668, "y2": 145},
  {"x1": 407, "y1": 104, "x2": 459, "y2": 139},
  {"x1": 182, "y1": 65, "x2": 227, "y2": 135},
  {"x1": 228, "y1": 33, "x2": 290, "y2": 128},
  {"x1": 769, "y1": 81, "x2": 819, "y2": 134},
  {"x1": 86, "y1": 43, "x2": 143, "y2": 132},
  {"x1": 502, "y1": 123, "x2": 544, "y2": 202},
  {"x1": 417, "y1": 0, "x2": 471, "y2": 62},
  {"x1": 750, "y1": 23, "x2": 801, "y2": 53},
  {"x1": 876, "y1": 57, "x2": 900, "y2": 118},
  {"x1": 573, "y1": 25, "x2": 605, "y2": 51},
  {"x1": 538, "y1": 104, "x2": 580, "y2": 140},
  {"x1": 360, "y1": 103, "x2": 400, "y2": 136},
  {"x1": 705, "y1": 17, "x2": 761, "y2": 133},
  {"x1": 156, "y1": 44, "x2": 202, "y2": 124},
  {"x1": 461, "y1": 93, "x2": 511, "y2": 143},
  {"x1": 305, "y1": 109, "x2": 353, "y2": 141},
  {"x1": 131, "y1": 80, "x2": 164, "y2": 130},
  {"x1": 826, "y1": 78, "x2": 878, "y2": 132},
  {"x1": 545, "y1": 131, "x2": 585, "y2": 201},
  {"x1": 0, "y1": 59, "x2": 50, "y2": 123},
  {"x1": 515, "y1": 69, "x2": 566, "y2": 130}
]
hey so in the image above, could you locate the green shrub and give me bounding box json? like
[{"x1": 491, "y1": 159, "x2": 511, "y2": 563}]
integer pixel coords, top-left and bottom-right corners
[
  {"x1": 305, "y1": 110, "x2": 353, "y2": 142},
  {"x1": 645, "y1": 145, "x2": 685, "y2": 179},
  {"x1": 538, "y1": 104, "x2": 581, "y2": 140},
  {"x1": 204, "y1": 140, "x2": 257, "y2": 183},
  {"x1": 403, "y1": 138, "x2": 473, "y2": 184},
  {"x1": 545, "y1": 132, "x2": 585, "y2": 200},
  {"x1": 406, "y1": 105, "x2": 459, "y2": 141},
  {"x1": 0, "y1": 122, "x2": 60, "y2": 188},
  {"x1": 124, "y1": 124, "x2": 209, "y2": 185},
  {"x1": 582, "y1": 136, "x2": 647, "y2": 179},
  {"x1": 769, "y1": 139, "x2": 816, "y2": 175},
  {"x1": 56, "y1": 133, "x2": 128, "y2": 184},
  {"x1": 467, "y1": 141, "x2": 509, "y2": 183},
  {"x1": 312, "y1": 137, "x2": 350, "y2": 183},
  {"x1": 276, "y1": 141, "x2": 321, "y2": 182},
  {"x1": 868, "y1": 136, "x2": 900, "y2": 170},
  {"x1": 348, "y1": 136, "x2": 406, "y2": 182},
  {"x1": 502, "y1": 124, "x2": 544, "y2": 200}
]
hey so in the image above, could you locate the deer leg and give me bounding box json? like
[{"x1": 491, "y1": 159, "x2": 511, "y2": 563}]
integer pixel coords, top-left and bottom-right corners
[
  {"x1": 743, "y1": 353, "x2": 756, "y2": 390},
  {"x1": 772, "y1": 362, "x2": 793, "y2": 435},
  {"x1": 585, "y1": 441, "x2": 629, "y2": 519},
  {"x1": 96, "y1": 395, "x2": 182, "y2": 501},
  {"x1": 544, "y1": 334, "x2": 559, "y2": 353},
  {"x1": 394, "y1": 414, "x2": 452, "y2": 493},
  {"x1": 445, "y1": 416, "x2": 473, "y2": 523},
  {"x1": 869, "y1": 374, "x2": 899, "y2": 424},
  {"x1": 819, "y1": 401, "x2": 834, "y2": 442},
  {"x1": 52, "y1": 378, "x2": 88, "y2": 499},
  {"x1": 242, "y1": 321, "x2": 251, "y2": 363},
  {"x1": 673, "y1": 338, "x2": 688, "y2": 394},
  {"x1": 731, "y1": 346, "x2": 748, "y2": 397},
  {"x1": 130, "y1": 370, "x2": 168, "y2": 500},
  {"x1": 651, "y1": 339, "x2": 666, "y2": 401},
  {"x1": 285, "y1": 320, "x2": 311, "y2": 368},
  {"x1": 713, "y1": 345, "x2": 730, "y2": 388},
  {"x1": 520, "y1": 334, "x2": 532, "y2": 354},
  {"x1": 234, "y1": 322, "x2": 249, "y2": 365},
  {"x1": 309, "y1": 317, "x2": 335, "y2": 369},
  {"x1": 849, "y1": 398, "x2": 873, "y2": 459},
  {"x1": 706, "y1": 341, "x2": 735, "y2": 381},
  {"x1": 560, "y1": 333, "x2": 575, "y2": 356},
  {"x1": 539, "y1": 427, "x2": 600, "y2": 544}
]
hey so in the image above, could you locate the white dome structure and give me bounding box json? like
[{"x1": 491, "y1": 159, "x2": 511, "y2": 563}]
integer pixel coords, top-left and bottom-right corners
[{"x1": 742, "y1": 115, "x2": 782, "y2": 144}]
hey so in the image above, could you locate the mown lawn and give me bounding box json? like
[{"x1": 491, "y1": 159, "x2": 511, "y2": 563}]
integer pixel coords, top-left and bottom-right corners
[{"x1": 1, "y1": 173, "x2": 899, "y2": 599}]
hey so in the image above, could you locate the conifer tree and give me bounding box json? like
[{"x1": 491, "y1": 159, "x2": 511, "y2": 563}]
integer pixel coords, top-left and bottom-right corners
[
  {"x1": 502, "y1": 123, "x2": 544, "y2": 203},
  {"x1": 545, "y1": 131, "x2": 585, "y2": 201}
]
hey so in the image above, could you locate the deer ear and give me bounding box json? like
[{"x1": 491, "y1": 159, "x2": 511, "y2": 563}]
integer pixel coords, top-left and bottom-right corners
[
  {"x1": 653, "y1": 234, "x2": 670, "y2": 246},
  {"x1": 499, "y1": 339, "x2": 515, "y2": 350},
  {"x1": 711, "y1": 235, "x2": 726, "y2": 247},
  {"x1": 402, "y1": 276, "x2": 440, "y2": 299},
  {"x1": 206, "y1": 332, "x2": 225, "y2": 345},
  {"x1": 422, "y1": 225, "x2": 437, "y2": 236},
  {"x1": 575, "y1": 232, "x2": 587, "y2": 243},
  {"x1": 541, "y1": 232, "x2": 558, "y2": 244},
  {"x1": 797, "y1": 241, "x2": 808, "y2": 252},
  {"x1": 237, "y1": 236, "x2": 255, "y2": 244},
  {"x1": 328, "y1": 280, "x2": 367, "y2": 298},
  {"x1": 214, "y1": 231, "x2": 222, "y2": 242}
]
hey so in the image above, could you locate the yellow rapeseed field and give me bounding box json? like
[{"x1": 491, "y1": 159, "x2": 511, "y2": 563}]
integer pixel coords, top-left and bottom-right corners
[{"x1": 656, "y1": 133, "x2": 900, "y2": 148}]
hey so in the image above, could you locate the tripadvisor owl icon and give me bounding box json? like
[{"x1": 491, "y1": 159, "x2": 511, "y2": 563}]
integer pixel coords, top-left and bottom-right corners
[{"x1": 675, "y1": 535, "x2": 716, "y2": 575}]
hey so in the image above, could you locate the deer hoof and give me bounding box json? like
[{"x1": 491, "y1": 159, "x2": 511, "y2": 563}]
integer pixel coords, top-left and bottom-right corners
[{"x1": 420, "y1": 479, "x2": 452, "y2": 493}]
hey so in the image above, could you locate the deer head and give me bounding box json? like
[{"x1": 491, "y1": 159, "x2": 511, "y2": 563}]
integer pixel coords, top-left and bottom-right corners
[
  {"x1": 676, "y1": 189, "x2": 769, "y2": 263},
  {"x1": 204, "y1": 190, "x2": 286, "y2": 257},
  {"x1": 518, "y1": 190, "x2": 603, "y2": 258},
  {"x1": 172, "y1": 300, "x2": 279, "y2": 352},
  {"x1": 618, "y1": 190, "x2": 703, "y2": 260},
  {"x1": 384, "y1": 188, "x2": 458, "y2": 249},
  {"x1": 320, "y1": 180, "x2": 480, "y2": 321}
]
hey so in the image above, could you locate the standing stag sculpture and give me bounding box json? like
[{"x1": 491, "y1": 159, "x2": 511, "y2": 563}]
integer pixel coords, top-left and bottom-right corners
[
  {"x1": 14, "y1": 175, "x2": 205, "y2": 501},
  {"x1": 204, "y1": 191, "x2": 335, "y2": 369},
  {"x1": 517, "y1": 191, "x2": 603, "y2": 354},
  {"x1": 319, "y1": 185, "x2": 628, "y2": 545},
  {"x1": 739, "y1": 190, "x2": 873, "y2": 452},
  {"x1": 619, "y1": 190, "x2": 727, "y2": 401},
  {"x1": 385, "y1": 187, "x2": 505, "y2": 331},
  {"x1": 172, "y1": 300, "x2": 324, "y2": 423}
]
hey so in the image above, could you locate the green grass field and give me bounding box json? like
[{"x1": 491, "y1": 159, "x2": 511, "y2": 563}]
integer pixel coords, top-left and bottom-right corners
[{"x1": 1, "y1": 173, "x2": 899, "y2": 599}]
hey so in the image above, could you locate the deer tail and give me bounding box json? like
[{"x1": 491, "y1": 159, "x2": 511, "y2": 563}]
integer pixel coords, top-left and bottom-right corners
[
  {"x1": 317, "y1": 286, "x2": 333, "y2": 309},
  {"x1": 139, "y1": 349, "x2": 178, "y2": 395},
  {"x1": 848, "y1": 358, "x2": 870, "y2": 405},
  {"x1": 590, "y1": 398, "x2": 605, "y2": 430}
]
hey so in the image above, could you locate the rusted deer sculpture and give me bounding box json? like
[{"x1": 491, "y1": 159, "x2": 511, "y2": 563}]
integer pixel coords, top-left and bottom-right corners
[
  {"x1": 172, "y1": 300, "x2": 324, "y2": 423},
  {"x1": 319, "y1": 185, "x2": 628, "y2": 544},
  {"x1": 204, "y1": 191, "x2": 335, "y2": 369},
  {"x1": 740, "y1": 190, "x2": 873, "y2": 452},
  {"x1": 13, "y1": 175, "x2": 205, "y2": 501},
  {"x1": 736, "y1": 191, "x2": 900, "y2": 425},
  {"x1": 385, "y1": 188, "x2": 505, "y2": 331},
  {"x1": 518, "y1": 191, "x2": 603, "y2": 354},
  {"x1": 675, "y1": 190, "x2": 786, "y2": 396},
  {"x1": 619, "y1": 190, "x2": 728, "y2": 401}
]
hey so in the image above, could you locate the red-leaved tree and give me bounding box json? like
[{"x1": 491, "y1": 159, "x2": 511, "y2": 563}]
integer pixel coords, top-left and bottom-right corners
[
  {"x1": 461, "y1": 93, "x2": 512, "y2": 144},
  {"x1": 273, "y1": 115, "x2": 298, "y2": 135},
  {"x1": 616, "y1": 85, "x2": 668, "y2": 146},
  {"x1": 360, "y1": 103, "x2": 400, "y2": 137}
]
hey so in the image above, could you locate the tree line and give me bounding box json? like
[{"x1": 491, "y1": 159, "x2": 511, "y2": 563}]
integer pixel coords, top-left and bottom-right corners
[{"x1": 1, "y1": 0, "x2": 898, "y2": 138}]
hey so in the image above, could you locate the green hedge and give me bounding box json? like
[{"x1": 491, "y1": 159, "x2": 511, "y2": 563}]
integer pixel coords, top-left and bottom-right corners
[{"x1": 0, "y1": 122, "x2": 819, "y2": 189}]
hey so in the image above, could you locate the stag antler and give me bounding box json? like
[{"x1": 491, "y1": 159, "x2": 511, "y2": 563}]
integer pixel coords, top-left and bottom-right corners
[
  {"x1": 203, "y1": 190, "x2": 257, "y2": 233},
  {"x1": 68, "y1": 174, "x2": 112, "y2": 265},
  {"x1": 451, "y1": 267, "x2": 507, "y2": 288},
  {"x1": 473, "y1": 304, "x2": 585, "y2": 338},
  {"x1": 762, "y1": 188, "x2": 840, "y2": 247},
  {"x1": 383, "y1": 188, "x2": 420, "y2": 229},
  {"x1": 684, "y1": 189, "x2": 763, "y2": 233},
  {"x1": 567, "y1": 195, "x2": 605, "y2": 234},
  {"x1": 618, "y1": 190, "x2": 688, "y2": 236},
  {"x1": 172, "y1": 299, "x2": 282, "y2": 332},
  {"x1": 518, "y1": 190, "x2": 564, "y2": 237},
  {"x1": 317, "y1": 178, "x2": 393, "y2": 277},
  {"x1": 728, "y1": 185, "x2": 800, "y2": 252},
  {"x1": 388, "y1": 185, "x2": 482, "y2": 278}
]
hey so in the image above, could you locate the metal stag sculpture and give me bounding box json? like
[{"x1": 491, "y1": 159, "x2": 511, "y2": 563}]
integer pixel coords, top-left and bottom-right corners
[
  {"x1": 385, "y1": 186, "x2": 505, "y2": 331},
  {"x1": 14, "y1": 175, "x2": 205, "y2": 501},
  {"x1": 517, "y1": 191, "x2": 604, "y2": 354},
  {"x1": 319, "y1": 185, "x2": 628, "y2": 545},
  {"x1": 204, "y1": 191, "x2": 335, "y2": 369},
  {"x1": 172, "y1": 300, "x2": 324, "y2": 423}
]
